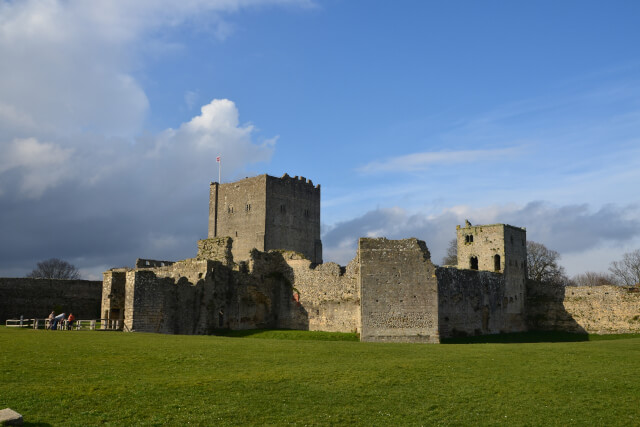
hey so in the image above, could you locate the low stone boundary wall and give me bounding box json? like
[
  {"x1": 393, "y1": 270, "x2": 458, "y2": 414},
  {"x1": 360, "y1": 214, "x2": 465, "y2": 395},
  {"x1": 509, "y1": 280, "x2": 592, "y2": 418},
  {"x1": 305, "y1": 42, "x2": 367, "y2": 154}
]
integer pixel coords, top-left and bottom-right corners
[
  {"x1": 527, "y1": 281, "x2": 640, "y2": 334},
  {"x1": 0, "y1": 278, "x2": 102, "y2": 322}
]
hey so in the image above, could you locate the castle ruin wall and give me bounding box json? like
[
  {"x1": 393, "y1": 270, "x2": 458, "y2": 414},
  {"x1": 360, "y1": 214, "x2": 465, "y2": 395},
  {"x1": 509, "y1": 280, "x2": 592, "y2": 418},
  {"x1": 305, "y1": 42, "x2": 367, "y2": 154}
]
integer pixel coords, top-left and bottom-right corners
[
  {"x1": 285, "y1": 257, "x2": 360, "y2": 333},
  {"x1": 527, "y1": 281, "x2": 640, "y2": 334},
  {"x1": 102, "y1": 270, "x2": 127, "y2": 322},
  {"x1": 358, "y1": 238, "x2": 439, "y2": 343},
  {"x1": 435, "y1": 267, "x2": 508, "y2": 338},
  {"x1": 264, "y1": 175, "x2": 322, "y2": 264}
]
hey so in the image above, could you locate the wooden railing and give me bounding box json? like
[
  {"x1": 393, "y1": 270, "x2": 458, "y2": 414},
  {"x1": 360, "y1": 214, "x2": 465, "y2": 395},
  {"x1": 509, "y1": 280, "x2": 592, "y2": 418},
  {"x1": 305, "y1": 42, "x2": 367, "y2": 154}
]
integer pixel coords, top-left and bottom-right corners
[{"x1": 5, "y1": 318, "x2": 129, "y2": 331}]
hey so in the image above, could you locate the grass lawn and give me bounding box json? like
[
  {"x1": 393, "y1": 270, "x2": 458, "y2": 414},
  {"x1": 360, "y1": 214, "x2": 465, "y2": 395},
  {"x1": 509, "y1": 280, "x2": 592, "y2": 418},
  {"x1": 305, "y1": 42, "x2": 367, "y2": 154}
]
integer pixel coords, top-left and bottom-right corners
[{"x1": 1, "y1": 328, "x2": 639, "y2": 426}]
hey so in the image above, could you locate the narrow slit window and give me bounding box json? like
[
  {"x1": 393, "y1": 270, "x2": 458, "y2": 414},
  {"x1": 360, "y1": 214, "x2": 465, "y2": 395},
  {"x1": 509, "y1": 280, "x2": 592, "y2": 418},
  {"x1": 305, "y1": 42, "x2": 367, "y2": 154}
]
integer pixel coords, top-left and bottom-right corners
[{"x1": 494, "y1": 254, "x2": 501, "y2": 272}]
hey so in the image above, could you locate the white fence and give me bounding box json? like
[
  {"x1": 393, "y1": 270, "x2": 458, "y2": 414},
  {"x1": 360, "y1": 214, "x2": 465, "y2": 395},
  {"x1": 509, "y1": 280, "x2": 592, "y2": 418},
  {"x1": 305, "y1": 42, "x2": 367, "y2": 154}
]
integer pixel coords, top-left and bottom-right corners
[{"x1": 5, "y1": 318, "x2": 128, "y2": 331}]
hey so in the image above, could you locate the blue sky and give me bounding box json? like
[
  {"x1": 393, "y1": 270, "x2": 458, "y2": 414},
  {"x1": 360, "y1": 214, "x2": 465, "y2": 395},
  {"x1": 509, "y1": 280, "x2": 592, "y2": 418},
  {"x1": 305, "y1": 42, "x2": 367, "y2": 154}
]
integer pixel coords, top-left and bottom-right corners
[{"x1": 1, "y1": 0, "x2": 639, "y2": 279}]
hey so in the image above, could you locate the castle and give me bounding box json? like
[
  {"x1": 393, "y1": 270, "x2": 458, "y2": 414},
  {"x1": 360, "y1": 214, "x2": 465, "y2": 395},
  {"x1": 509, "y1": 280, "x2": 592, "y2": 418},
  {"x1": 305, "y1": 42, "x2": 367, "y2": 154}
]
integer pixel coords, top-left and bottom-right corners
[{"x1": 101, "y1": 174, "x2": 640, "y2": 342}]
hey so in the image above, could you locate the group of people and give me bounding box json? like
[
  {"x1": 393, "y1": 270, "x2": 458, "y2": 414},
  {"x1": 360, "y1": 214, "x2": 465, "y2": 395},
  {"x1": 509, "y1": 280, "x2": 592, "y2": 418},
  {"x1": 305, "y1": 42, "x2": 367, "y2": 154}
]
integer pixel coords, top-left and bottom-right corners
[{"x1": 46, "y1": 311, "x2": 76, "y2": 330}]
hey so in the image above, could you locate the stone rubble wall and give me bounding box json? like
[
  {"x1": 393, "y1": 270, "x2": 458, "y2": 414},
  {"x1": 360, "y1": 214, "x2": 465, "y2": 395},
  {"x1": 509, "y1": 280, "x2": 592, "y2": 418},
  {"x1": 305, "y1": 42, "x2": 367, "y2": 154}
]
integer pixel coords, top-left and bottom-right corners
[
  {"x1": 527, "y1": 281, "x2": 640, "y2": 334},
  {"x1": 246, "y1": 249, "x2": 358, "y2": 332},
  {"x1": 435, "y1": 267, "x2": 513, "y2": 338},
  {"x1": 358, "y1": 238, "x2": 439, "y2": 343},
  {"x1": 196, "y1": 237, "x2": 234, "y2": 266},
  {"x1": 113, "y1": 247, "x2": 305, "y2": 334},
  {"x1": 101, "y1": 270, "x2": 127, "y2": 321},
  {"x1": 285, "y1": 256, "x2": 360, "y2": 333},
  {"x1": 135, "y1": 259, "x2": 174, "y2": 268},
  {"x1": 0, "y1": 278, "x2": 102, "y2": 322}
]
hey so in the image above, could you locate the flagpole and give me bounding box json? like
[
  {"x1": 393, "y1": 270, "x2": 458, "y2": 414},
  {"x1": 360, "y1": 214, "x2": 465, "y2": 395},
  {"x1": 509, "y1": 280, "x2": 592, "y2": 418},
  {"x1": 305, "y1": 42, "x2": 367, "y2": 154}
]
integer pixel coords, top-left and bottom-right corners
[{"x1": 217, "y1": 155, "x2": 221, "y2": 184}]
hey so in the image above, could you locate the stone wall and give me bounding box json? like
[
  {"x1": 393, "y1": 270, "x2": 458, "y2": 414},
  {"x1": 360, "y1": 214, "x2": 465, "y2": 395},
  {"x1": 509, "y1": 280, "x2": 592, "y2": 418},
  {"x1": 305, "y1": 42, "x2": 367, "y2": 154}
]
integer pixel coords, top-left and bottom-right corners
[
  {"x1": 101, "y1": 270, "x2": 127, "y2": 322},
  {"x1": 284, "y1": 255, "x2": 359, "y2": 332},
  {"x1": 435, "y1": 267, "x2": 509, "y2": 337},
  {"x1": 264, "y1": 174, "x2": 322, "y2": 264},
  {"x1": 196, "y1": 237, "x2": 234, "y2": 265},
  {"x1": 208, "y1": 174, "x2": 322, "y2": 264},
  {"x1": 244, "y1": 249, "x2": 355, "y2": 332},
  {"x1": 209, "y1": 175, "x2": 268, "y2": 262},
  {"x1": 0, "y1": 278, "x2": 102, "y2": 322},
  {"x1": 527, "y1": 281, "x2": 640, "y2": 334},
  {"x1": 358, "y1": 238, "x2": 439, "y2": 343},
  {"x1": 456, "y1": 223, "x2": 527, "y2": 326}
]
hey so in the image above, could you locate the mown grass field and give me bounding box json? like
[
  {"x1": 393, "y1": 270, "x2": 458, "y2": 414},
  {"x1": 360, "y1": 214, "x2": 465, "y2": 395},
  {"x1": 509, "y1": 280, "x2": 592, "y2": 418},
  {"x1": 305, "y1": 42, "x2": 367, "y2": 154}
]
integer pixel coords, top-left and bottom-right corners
[{"x1": 1, "y1": 327, "x2": 639, "y2": 426}]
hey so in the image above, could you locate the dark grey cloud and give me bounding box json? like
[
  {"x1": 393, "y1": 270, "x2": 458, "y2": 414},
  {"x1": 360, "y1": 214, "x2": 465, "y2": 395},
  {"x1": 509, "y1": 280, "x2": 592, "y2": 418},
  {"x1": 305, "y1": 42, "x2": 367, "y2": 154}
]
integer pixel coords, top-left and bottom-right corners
[
  {"x1": 321, "y1": 201, "x2": 640, "y2": 268},
  {"x1": 501, "y1": 201, "x2": 640, "y2": 253},
  {"x1": 322, "y1": 207, "x2": 461, "y2": 265},
  {"x1": 0, "y1": 100, "x2": 272, "y2": 279}
]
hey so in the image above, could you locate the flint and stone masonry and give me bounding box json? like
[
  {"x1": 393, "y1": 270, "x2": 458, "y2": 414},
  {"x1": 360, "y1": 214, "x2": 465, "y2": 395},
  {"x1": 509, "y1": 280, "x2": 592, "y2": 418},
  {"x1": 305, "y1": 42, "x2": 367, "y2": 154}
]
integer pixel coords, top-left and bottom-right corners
[
  {"x1": 208, "y1": 174, "x2": 322, "y2": 264},
  {"x1": 98, "y1": 173, "x2": 640, "y2": 342}
]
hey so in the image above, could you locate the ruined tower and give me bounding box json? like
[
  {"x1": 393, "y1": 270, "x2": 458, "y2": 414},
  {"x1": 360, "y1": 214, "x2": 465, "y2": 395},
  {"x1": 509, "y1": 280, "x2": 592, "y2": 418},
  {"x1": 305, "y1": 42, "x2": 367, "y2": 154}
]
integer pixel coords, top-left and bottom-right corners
[
  {"x1": 208, "y1": 173, "x2": 322, "y2": 264},
  {"x1": 456, "y1": 222, "x2": 527, "y2": 322}
]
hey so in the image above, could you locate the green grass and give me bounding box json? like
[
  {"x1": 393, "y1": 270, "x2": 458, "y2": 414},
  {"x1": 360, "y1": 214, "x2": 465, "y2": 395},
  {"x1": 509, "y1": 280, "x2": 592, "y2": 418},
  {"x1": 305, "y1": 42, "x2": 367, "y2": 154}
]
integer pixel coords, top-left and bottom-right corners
[{"x1": 1, "y1": 328, "x2": 639, "y2": 426}]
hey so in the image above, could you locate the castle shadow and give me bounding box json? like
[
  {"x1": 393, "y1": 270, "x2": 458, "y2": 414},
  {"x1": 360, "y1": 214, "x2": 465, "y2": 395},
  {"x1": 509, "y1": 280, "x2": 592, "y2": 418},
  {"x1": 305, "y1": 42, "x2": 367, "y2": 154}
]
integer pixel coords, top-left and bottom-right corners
[
  {"x1": 441, "y1": 330, "x2": 589, "y2": 344},
  {"x1": 443, "y1": 280, "x2": 590, "y2": 343}
]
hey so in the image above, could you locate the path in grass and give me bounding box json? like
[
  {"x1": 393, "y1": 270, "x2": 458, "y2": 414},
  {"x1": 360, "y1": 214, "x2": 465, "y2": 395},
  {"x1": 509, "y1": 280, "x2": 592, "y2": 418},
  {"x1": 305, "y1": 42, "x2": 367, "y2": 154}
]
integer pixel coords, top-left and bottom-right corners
[{"x1": 1, "y1": 328, "x2": 639, "y2": 426}]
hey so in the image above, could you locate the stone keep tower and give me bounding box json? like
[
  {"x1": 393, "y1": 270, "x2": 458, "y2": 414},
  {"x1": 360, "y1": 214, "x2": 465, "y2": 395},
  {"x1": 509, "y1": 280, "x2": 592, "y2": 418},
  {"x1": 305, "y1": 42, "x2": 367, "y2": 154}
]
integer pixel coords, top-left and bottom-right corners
[
  {"x1": 208, "y1": 173, "x2": 322, "y2": 264},
  {"x1": 456, "y1": 222, "x2": 527, "y2": 316}
]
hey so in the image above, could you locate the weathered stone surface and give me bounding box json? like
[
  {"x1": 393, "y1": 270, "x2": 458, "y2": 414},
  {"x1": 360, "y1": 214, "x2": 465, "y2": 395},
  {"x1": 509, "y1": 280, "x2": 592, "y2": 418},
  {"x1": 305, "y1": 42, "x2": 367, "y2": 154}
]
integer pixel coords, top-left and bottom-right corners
[
  {"x1": 359, "y1": 238, "x2": 439, "y2": 343},
  {"x1": 99, "y1": 175, "x2": 640, "y2": 342},
  {"x1": 527, "y1": 281, "x2": 640, "y2": 334},
  {"x1": 209, "y1": 174, "x2": 322, "y2": 264},
  {"x1": 436, "y1": 267, "x2": 508, "y2": 337},
  {"x1": 196, "y1": 237, "x2": 234, "y2": 266},
  {"x1": 0, "y1": 408, "x2": 23, "y2": 426},
  {"x1": 457, "y1": 223, "x2": 527, "y2": 323}
]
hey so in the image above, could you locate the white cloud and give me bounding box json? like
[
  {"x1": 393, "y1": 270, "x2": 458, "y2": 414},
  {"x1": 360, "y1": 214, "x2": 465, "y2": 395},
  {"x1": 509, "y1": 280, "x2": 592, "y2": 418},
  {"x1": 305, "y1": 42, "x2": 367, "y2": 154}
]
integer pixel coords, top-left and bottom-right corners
[
  {"x1": 0, "y1": 0, "x2": 313, "y2": 136},
  {"x1": 358, "y1": 147, "x2": 521, "y2": 174},
  {"x1": 0, "y1": 99, "x2": 272, "y2": 201},
  {"x1": 151, "y1": 99, "x2": 272, "y2": 178},
  {"x1": 0, "y1": 138, "x2": 73, "y2": 197}
]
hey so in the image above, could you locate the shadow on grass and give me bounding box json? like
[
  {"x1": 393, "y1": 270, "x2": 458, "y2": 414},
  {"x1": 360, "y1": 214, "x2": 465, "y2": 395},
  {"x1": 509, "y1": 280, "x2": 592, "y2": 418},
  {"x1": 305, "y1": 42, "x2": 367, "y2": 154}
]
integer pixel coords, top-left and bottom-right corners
[
  {"x1": 441, "y1": 331, "x2": 591, "y2": 344},
  {"x1": 209, "y1": 328, "x2": 360, "y2": 341},
  {"x1": 210, "y1": 328, "x2": 273, "y2": 338}
]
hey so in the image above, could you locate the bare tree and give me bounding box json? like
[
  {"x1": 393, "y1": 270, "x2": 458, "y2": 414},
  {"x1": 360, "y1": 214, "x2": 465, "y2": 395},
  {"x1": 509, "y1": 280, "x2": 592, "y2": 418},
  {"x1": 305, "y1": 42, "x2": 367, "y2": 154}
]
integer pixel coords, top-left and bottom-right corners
[
  {"x1": 27, "y1": 258, "x2": 80, "y2": 280},
  {"x1": 609, "y1": 249, "x2": 640, "y2": 287},
  {"x1": 526, "y1": 241, "x2": 568, "y2": 285},
  {"x1": 571, "y1": 271, "x2": 617, "y2": 287},
  {"x1": 441, "y1": 238, "x2": 457, "y2": 266}
]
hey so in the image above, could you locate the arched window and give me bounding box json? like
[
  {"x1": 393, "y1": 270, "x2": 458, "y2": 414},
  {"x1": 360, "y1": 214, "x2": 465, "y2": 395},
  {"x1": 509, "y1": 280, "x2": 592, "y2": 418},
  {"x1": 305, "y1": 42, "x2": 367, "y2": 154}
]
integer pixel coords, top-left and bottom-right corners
[
  {"x1": 470, "y1": 256, "x2": 478, "y2": 270},
  {"x1": 494, "y1": 254, "x2": 501, "y2": 272}
]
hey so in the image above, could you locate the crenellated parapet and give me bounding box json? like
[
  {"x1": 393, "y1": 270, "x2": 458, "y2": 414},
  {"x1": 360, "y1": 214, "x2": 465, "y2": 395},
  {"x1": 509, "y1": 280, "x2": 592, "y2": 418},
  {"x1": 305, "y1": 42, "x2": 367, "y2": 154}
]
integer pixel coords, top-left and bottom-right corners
[{"x1": 278, "y1": 173, "x2": 321, "y2": 190}]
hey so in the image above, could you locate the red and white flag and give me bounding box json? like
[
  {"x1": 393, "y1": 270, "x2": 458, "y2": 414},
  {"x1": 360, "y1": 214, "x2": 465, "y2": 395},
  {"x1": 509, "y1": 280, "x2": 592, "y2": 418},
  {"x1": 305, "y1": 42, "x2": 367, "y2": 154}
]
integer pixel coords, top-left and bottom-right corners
[{"x1": 216, "y1": 156, "x2": 221, "y2": 163}]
